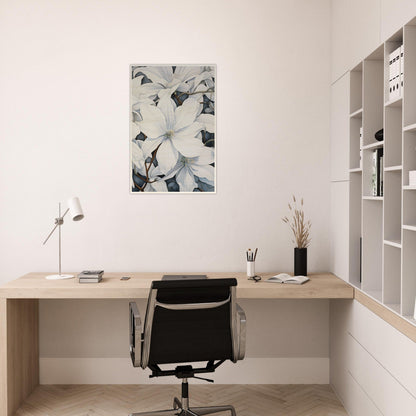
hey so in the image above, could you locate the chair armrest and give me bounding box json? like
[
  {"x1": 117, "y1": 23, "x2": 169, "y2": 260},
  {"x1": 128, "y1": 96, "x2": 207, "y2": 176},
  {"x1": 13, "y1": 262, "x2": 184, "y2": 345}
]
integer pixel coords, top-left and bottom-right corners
[
  {"x1": 129, "y1": 302, "x2": 142, "y2": 368},
  {"x1": 236, "y1": 303, "x2": 246, "y2": 360}
]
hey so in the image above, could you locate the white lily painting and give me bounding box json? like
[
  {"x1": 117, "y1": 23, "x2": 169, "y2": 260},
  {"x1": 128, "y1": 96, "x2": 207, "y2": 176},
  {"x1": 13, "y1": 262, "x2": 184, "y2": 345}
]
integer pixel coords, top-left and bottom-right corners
[{"x1": 130, "y1": 65, "x2": 216, "y2": 193}]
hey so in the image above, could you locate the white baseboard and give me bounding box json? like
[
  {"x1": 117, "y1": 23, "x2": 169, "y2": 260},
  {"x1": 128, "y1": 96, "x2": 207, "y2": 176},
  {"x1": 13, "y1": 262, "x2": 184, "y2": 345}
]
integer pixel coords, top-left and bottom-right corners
[{"x1": 40, "y1": 357, "x2": 329, "y2": 384}]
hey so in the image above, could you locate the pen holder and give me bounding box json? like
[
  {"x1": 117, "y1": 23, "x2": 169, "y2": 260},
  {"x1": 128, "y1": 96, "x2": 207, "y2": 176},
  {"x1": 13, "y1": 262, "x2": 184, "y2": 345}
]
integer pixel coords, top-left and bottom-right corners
[{"x1": 247, "y1": 261, "x2": 255, "y2": 278}]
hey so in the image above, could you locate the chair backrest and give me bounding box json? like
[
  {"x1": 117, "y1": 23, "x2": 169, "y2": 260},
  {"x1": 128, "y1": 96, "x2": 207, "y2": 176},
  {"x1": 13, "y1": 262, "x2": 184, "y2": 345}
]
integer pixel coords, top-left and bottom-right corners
[{"x1": 141, "y1": 278, "x2": 238, "y2": 368}]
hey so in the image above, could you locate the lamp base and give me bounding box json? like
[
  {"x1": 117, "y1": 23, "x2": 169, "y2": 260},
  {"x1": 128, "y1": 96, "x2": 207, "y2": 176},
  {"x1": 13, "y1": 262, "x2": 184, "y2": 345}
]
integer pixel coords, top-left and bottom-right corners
[{"x1": 45, "y1": 274, "x2": 74, "y2": 280}]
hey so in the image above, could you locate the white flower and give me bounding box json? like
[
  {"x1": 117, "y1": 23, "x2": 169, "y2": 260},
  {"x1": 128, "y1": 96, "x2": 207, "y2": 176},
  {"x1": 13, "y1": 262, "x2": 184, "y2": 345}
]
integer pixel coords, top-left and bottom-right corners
[
  {"x1": 196, "y1": 113, "x2": 215, "y2": 133},
  {"x1": 131, "y1": 140, "x2": 145, "y2": 172},
  {"x1": 137, "y1": 97, "x2": 205, "y2": 173},
  {"x1": 131, "y1": 75, "x2": 158, "y2": 106},
  {"x1": 163, "y1": 147, "x2": 215, "y2": 192},
  {"x1": 144, "y1": 167, "x2": 168, "y2": 192},
  {"x1": 187, "y1": 67, "x2": 215, "y2": 103},
  {"x1": 131, "y1": 140, "x2": 168, "y2": 192},
  {"x1": 133, "y1": 66, "x2": 203, "y2": 100}
]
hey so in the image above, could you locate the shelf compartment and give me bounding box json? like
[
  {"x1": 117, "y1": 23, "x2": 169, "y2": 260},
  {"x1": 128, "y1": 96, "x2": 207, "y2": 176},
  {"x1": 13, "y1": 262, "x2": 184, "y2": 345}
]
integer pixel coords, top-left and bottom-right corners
[
  {"x1": 402, "y1": 131, "x2": 416, "y2": 186},
  {"x1": 403, "y1": 24, "x2": 416, "y2": 127},
  {"x1": 384, "y1": 170, "x2": 402, "y2": 242},
  {"x1": 350, "y1": 63, "x2": 363, "y2": 114},
  {"x1": 362, "y1": 145, "x2": 384, "y2": 198},
  {"x1": 403, "y1": 183, "x2": 416, "y2": 227},
  {"x1": 349, "y1": 117, "x2": 362, "y2": 170},
  {"x1": 384, "y1": 239, "x2": 402, "y2": 248},
  {"x1": 349, "y1": 173, "x2": 362, "y2": 288},
  {"x1": 402, "y1": 229, "x2": 416, "y2": 316},
  {"x1": 384, "y1": 106, "x2": 402, "y2": 167},
  {"x1": 383, "y1": 244, "x2": 401, "y2": 307},
  {"x1": 362, "y1": 200, "x2": 383, "y2": 294},
  {"x1": 363, "y1": 56, "x2": 384, "y2": 147},
  {"x1": 384, "y1": 165, "x2": 402, "y2": 171}
]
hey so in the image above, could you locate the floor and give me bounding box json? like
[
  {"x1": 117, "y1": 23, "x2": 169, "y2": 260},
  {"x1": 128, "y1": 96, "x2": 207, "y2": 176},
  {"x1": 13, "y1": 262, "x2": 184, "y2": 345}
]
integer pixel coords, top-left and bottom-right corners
[{"x1": 15, "y1": 384, "x2": 348, "y2": 416}]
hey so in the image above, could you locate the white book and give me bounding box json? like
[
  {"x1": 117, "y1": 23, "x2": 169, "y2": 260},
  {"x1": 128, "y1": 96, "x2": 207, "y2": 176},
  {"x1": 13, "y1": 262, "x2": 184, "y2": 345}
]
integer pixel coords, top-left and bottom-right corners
[
  {"x1": 79, "y1": 277, "x2": 102, "y2": 283},
  {"x1": 372, "y1": 150, "x2": 378, "y2": 196},
  {"x1": 265, "y1": 273, "x2": 309, "y2": 285}
]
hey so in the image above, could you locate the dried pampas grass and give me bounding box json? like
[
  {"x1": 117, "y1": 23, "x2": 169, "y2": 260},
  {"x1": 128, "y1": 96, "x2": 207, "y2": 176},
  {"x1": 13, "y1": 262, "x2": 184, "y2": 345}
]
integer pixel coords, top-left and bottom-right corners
[{"x1": 282, "y1": 195, "x2": 311, "y2": 248}]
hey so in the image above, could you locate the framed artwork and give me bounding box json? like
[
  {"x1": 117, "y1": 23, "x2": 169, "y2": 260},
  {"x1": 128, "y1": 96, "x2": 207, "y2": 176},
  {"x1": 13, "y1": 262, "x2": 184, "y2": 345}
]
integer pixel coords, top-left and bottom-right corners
[{"x1": 130, "y1": 65, "x2": 216, "y2": 193}]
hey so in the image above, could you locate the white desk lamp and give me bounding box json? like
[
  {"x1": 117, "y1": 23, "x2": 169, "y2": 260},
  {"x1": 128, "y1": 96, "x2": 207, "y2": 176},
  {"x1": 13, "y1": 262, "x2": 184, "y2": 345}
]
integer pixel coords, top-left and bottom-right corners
[{"x1": 43, "y1": 197, "x2": 84, "y2": 280}]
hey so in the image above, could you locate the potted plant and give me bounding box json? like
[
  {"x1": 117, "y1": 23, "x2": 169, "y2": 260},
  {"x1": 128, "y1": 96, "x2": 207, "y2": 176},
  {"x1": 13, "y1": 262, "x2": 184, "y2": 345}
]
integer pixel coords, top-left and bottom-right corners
[{"x1": 282, "y1": 196, "x2": 311, "y2": 276}]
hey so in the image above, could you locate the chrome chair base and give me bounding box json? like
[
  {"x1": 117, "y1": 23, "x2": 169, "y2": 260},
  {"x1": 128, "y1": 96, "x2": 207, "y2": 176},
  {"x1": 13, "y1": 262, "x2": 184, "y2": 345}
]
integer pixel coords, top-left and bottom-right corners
[{"x1": 129, "y1": 396, "x2": 236, "y2": 416}]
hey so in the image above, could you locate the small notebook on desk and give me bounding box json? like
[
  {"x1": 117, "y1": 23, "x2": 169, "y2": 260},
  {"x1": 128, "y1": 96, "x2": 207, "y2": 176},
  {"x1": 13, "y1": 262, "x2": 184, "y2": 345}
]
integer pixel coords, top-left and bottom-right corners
[
  {"x1": 265, "y1": 273, "x2": 309, "y2": 285},
  {"x1": 162, "y1": 275, "x2": 207, "y2": 281}
]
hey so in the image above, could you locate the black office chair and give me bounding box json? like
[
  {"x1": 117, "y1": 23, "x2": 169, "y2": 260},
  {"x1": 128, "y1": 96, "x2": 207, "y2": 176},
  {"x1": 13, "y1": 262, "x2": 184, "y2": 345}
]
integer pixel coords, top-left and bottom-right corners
[{"x1": 129, "y1": 278, "x2": 246, "y2": 416}]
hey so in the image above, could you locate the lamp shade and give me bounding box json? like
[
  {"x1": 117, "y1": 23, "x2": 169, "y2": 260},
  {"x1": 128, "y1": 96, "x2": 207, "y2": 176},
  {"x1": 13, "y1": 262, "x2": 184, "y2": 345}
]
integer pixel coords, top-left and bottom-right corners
[{"x1": 67, "y1": 197, "x2": 84, "y2": 221}]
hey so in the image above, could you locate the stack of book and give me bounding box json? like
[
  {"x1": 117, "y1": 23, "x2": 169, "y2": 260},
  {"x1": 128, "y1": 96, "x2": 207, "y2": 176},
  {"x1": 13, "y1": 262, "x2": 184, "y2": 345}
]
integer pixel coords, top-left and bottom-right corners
[
  {"x1": 78, "y1": 270, "x2": 104, "y2": 283},
  {"x1": 371, "y1": 148, "x2": 384, "y2": 197}
]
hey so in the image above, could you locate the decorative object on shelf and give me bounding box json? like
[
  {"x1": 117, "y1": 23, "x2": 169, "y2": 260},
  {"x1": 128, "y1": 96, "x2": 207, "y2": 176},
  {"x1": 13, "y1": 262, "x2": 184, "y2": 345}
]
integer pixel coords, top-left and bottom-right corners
[
  {"x1": 282, "y1": 196, "x2": 311, "y2": 276},
  {"x1": 374, "y1": 128, "x2": 383, "y2": 141},
  {"x1": 42, "y1": 197, "x2": 84, "y2": 280},
  {"x1": 130, "y1": 65, "x2": 216, "y2": 193}
]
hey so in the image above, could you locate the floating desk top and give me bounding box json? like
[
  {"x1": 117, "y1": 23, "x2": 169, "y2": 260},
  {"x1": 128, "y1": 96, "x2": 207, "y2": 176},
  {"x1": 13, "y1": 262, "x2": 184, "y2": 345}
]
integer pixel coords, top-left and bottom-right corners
[{"x1": 0, "y1": 272, "x2": 354, "y2": 299}]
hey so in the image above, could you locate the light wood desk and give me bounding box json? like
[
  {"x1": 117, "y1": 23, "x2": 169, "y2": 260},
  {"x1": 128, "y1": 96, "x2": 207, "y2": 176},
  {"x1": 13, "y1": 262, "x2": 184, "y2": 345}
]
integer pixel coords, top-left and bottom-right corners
[{"x1": 0, "y1": 272, "x2": 353, "y2": 416}]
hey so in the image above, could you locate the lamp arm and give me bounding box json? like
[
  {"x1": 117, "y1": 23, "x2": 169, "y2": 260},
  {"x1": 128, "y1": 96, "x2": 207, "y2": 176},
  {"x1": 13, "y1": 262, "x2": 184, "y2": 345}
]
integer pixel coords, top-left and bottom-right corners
[{"x1": 42, "y1": 208, "x2": 70, "y2": 245}]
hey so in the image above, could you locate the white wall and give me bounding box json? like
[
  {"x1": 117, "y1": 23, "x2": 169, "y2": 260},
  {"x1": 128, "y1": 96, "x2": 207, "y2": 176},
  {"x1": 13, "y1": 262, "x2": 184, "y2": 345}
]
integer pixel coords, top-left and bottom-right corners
[
  {"x1": 0, "y1": 0, "x2": 332, "y2": 383},
  {"x1": 0, "y1": 0, "x2": 330, "y2": 281}
]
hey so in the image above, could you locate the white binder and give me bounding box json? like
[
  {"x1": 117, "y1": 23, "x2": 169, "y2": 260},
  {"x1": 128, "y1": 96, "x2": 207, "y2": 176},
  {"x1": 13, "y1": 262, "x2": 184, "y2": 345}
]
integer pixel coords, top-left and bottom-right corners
[{"x1": 400, "y1": 44, "x2": 404, "y2": 97}]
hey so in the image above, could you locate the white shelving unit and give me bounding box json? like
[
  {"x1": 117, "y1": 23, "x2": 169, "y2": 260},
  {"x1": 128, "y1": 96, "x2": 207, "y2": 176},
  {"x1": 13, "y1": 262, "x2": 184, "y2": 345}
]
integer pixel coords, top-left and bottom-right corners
[{"x1": 348, "y1": 19, "x2": 416, "y2": 327}]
